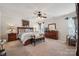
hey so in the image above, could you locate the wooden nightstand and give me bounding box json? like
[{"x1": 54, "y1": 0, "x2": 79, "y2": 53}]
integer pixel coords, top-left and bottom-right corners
[{"x1": 8, "y1": 33, "x2": 17, "y2": 42}]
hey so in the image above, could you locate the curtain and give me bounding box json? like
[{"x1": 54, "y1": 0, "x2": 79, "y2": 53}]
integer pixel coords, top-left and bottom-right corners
[
  {"x1": 38, "y1": 22, "x2": 45, "y2": 34},
  {"x1": 41, "y1": 23, "x2": 44, "y2": 34},
  {"x1": 67, "y1": 17, "x2": 76, "y2": 38}
]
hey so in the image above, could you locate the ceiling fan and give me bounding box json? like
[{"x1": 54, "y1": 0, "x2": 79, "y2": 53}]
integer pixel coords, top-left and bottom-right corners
[{"x1": 33, "y1": 11, "x2": 47, "y2": 18}]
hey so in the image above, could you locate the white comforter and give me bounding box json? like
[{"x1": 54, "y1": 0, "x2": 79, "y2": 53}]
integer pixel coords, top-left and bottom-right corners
[{"x1": 18, "y1": 32, "x2": 44, "y2": 44}]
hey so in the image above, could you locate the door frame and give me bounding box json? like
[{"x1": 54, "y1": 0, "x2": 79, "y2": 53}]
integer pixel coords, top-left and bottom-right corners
[{"x1": 76, "y1": 3, "x2": 79, "y2": 56}]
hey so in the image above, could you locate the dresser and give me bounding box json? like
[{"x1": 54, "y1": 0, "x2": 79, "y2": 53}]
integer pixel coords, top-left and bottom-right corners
[
  {"x1": 8, "y1": 33, "x2": 17, "y2": 42},
  {"x1": 45, "y1": 31, "x2": 58, "y2": 40}
]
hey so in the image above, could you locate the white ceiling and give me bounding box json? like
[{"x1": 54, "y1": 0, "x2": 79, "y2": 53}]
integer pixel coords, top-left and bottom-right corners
[{"x1": 0, "y1": 3, "x2": 76, "y2": 19}]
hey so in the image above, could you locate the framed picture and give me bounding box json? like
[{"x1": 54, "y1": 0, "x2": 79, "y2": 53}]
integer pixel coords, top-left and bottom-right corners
[
  {"x1": 22, "y1": 20, "x2": 29, "y2": 27},
  {"x1": 48, "y1": 23, "x2": 56, "y2": 31}
]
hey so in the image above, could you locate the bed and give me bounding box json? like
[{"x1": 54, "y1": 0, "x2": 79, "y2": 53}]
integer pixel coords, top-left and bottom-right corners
[{"x1": 17, "y1": 27, "x2": 45, "y2": 46}]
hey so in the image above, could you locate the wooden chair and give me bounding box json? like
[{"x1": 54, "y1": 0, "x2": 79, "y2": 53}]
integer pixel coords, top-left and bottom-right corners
[{"x1": 66, "y1": 35, "x2": 76, "y2": 46}]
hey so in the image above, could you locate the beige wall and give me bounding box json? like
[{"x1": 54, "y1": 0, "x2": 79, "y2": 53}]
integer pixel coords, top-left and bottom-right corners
[
  {"x1": 0, "y1": 9, "x2": 76, "y2": 41},
  {"x1": 51, "y1": 16, "x2": 68, "y2": 41},
  {"x1": 0, "y1": 10, "x2": 36, "y2": 39},
  {"x1": 1, "y1": 11, "x2": 23, "y2": 39},
  {"x1": 44, "y1": 12, "x2": 76, "y2": 41}
]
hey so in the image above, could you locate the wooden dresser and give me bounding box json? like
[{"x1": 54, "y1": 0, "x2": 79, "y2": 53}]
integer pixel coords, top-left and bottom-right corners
[
  {"x1": 45, "y1": 31, "x2": 58, "y2": 40},
  {"x1": 8, "y1": 33, "x2": 17, "y2": 42}
]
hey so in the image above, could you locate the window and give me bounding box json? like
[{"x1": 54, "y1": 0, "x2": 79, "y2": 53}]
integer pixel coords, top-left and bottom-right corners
[{"x1": 67, "y1": 17, "x2": 76, "y2": 37}]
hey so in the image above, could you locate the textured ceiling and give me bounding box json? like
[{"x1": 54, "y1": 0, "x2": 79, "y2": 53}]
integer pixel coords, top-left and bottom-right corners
[{"x1": 0, "y1": 3, "x2": 76, "y2": 19}]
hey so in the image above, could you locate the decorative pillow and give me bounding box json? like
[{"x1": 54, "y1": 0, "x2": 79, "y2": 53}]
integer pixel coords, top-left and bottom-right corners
[
  {"x1": 25, "y1": 29, "x2": 33, "y2": 32},
  {"x1": 19, "y1": 29, "x2": 25, "y2": 34}
]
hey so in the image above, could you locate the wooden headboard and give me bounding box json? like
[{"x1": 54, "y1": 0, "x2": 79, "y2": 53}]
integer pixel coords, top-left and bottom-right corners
[{"x1": 17, "y1": 27, "x2": 33, "y2": 34}]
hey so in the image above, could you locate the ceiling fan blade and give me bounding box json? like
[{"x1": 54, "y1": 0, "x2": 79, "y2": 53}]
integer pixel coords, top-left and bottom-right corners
[
  {"x1": 43, "y1": 13, "x2": 47, "y2": 15},
  {"x1": 43, "y1": 16, "x2": 47, "y2": 18},
  {"x1": 33, "y1": 12, "x2": 37, "y2": 15}
]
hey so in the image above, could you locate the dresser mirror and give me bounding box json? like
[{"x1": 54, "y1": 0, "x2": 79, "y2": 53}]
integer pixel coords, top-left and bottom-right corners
[{"x1": 48, "y1": 23, "x2": 56, "y2": 31}]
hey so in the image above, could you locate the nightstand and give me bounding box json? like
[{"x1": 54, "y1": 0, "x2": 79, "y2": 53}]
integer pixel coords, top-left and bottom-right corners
[{"x1": 8, "y1": 33, "x2": 17, "y2": 42}]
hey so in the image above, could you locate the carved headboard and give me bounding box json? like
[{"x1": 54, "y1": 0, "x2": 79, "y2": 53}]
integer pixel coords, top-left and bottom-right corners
[{"x1": 17, "y1": 27, "x2": 33, "y2": 34}]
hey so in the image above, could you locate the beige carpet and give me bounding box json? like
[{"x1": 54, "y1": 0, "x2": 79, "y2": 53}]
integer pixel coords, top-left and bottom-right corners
[{"x1": 4, "y1": 38, "x2": 76, "y2": 56}]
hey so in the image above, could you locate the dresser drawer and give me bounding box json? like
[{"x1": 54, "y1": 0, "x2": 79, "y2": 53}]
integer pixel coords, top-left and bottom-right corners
[
  {"x1": 8, "y1": 33, "x2": 17, "y2": 42},
  {"x1": 45, "y1": 31, "x2": 58, "y2": 40}
]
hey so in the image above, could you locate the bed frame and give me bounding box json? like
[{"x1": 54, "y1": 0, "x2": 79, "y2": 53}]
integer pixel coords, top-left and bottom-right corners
[
  {"x1": 17, "y1": 27, "x2": 33, "y2": 46},
  {"x1": 17, "y1": 27, "x2": 33, "y2": 34}
]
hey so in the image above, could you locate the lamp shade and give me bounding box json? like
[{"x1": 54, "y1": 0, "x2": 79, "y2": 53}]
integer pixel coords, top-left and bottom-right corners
[{"x1": 7, "y1": 24, "x2": 16, "y2": 33}]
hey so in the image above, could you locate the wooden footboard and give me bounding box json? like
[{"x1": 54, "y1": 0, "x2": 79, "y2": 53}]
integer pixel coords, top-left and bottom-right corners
[
  {"x1": 23, "y1": 39, "x2": 32, "y2": 46},
  {"x1": 17, "y1": 27, "x2": 34, "y2": 46},
  {"x1": 18, "y1": 38, "x2": 32, "y2": 46}
]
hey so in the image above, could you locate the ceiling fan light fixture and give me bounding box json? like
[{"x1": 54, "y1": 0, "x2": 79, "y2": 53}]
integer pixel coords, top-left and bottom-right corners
[{"x1": 34, "y1": 10, "x2": 47, "y2": 19}]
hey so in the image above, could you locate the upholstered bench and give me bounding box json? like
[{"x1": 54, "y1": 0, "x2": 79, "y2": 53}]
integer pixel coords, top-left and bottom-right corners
[
  {"x1": 0, "y1": 49, "x2": 6, "y2": 56},
  {"x1": 0, "y1": 39, "x2": 7, "y2": 56}
]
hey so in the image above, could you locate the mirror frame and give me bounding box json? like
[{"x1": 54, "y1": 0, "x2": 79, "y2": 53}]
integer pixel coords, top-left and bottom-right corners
[{"x1": 48, "y1": 23, "x2": 56, "y2": 31}]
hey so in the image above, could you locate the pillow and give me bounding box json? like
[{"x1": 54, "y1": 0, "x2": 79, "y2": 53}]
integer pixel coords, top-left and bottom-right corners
[
  {"x1": 25, "y1": 29, "x2": 29, "y2": 32},
  {"x1": 19, "y1": 29, "x2": 25, "y2": 34},
  {"x1": 25, "y1": 29, "x2": 33, "y2": 32}
]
